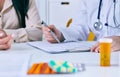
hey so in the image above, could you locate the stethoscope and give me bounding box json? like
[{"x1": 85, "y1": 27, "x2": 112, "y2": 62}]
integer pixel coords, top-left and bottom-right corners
[{"x1": 94, "y1": 0, "x2": 120, "y2": 31}]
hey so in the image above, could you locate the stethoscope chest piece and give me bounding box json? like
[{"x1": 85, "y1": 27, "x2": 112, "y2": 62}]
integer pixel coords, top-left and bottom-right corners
[
  {"x1": 93, "y1": 0, "x2": 119, "y2": 31},
  {"x1": 94, "y1": 20, "x2": 103, "y2": 31}
]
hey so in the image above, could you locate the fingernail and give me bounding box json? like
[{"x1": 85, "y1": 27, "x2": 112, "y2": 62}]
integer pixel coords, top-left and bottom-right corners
[
  {"x1": 11, "y1": 34, "x2": 15, "y2": 38},
  {"x1": 48, "y1": 29, "x2": 51, "y2": 32},
  {"x1": 95, "y1": 50, "x2": 98, "y2": 53},
  {"x1": 0, "y1": 33, "x2": 3, "y2": 37}
]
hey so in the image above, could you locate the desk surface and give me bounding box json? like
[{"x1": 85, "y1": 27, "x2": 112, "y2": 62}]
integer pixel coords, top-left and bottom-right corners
[{"x1": 0, "y1": 42, "x2": 120, "y2": 77}]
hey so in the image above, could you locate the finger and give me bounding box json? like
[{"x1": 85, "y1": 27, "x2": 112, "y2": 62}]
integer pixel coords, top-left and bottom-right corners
[
  {"x1": 0, "y1": 44, "x2": 10, "y2": 50},
  {"x1": 46, "y1": 36, "x2": 57, "y2": 43},
  {"x1": 42, "y1": 27, "x2": 52, "y2": 36},
  {"x1": 0, "y1": 35, "x2": 12, "y2": 44},
  {"x1": 44, "y1": 31, "x2": 55, "y2": 40},
  {"x1": 91, "y1": 43, "x2": 99, "y2": 52},
  {"x1": 43, "y1": 26, "x2": 51, "y2": 30},
  {"x1": 111, "y1": 41, "x2": 116, "y2": 48},
  {"x1": 48, "y1": 25, "x2": 56, "y2": 31},
  {"x1": 0, "y1": 29, "x2": 7, "y2": 39},
  {"x1": 48, "y1": 25, "x2": 59, "y2": 34},
  {"x1": 6, "y1": 38, "x2": 13, "y2": 49},
  {"x1": 94, "y1": 46, "x2": 100, "y2": 53},
  {"x1": 111, "y1": 45, "x2": 120, "y2": 52},
  {"x1": 44, "y1": 31, "x2": 57, "y2": 43},
  {"x1": 0, "y1": 33, "x2": 4, "y2": 38},
  {"x1": 90, "y1": 46, "x2": 95, "y2": 52},
  {"x1": 0, "y1": 35, "x2": 12, "y2": 50},
  {"x1": 44, "y1": 30, "x2": 52, "y2": 36},
  {"x1": 43, "y1": 25, "x2": 60, "y2": 43},
  {"x1": 111, "y1": 47, "x2": 116, "y2": 52},
  {"x1": 42, "y1": 26, "x2": 51, "y2": 33},
  {"x1": 43, "y1": 29, "x2": 58, "y2": 42}
]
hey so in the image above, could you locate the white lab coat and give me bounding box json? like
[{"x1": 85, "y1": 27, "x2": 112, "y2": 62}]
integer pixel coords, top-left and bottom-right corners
[{"x1": 60, "y1": 0, "x2": 120, "y2": 42}]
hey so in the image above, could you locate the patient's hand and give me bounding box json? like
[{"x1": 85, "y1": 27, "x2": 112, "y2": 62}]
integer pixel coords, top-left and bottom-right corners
[
  {"x1": 0, "y1": 29, "x2": 12, "y2": 50},
  {"x1": 0, "y1": 29, "x2": 7, "y2": 39}
]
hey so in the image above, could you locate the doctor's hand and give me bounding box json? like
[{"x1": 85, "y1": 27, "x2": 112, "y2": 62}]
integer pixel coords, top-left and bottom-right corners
[
  {"x1": 91, "y1": 36, "x2": 120, "y2": 53},
  {"x1": 42, "y1": 25, "x2": 64, "y2": 43}
]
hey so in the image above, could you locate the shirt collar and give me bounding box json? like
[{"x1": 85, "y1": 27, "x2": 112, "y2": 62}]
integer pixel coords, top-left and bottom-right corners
[{"x1": 1, "y1": 0, "x2": 13, "y2": 13}]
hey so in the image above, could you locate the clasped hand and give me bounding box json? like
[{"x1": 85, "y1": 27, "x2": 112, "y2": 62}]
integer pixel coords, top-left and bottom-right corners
[{"x1": 0, "y1": 29, "x2": 12, "y2": 50}]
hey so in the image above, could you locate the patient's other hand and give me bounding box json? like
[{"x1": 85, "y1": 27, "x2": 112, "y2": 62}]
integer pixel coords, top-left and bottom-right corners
[{"x1": 0, "y1": 29, "x2": 7, "y2": 39}]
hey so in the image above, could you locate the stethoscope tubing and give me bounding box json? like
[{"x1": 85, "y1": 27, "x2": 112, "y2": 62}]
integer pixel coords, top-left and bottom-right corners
[{"x1": 94, "y1": 0, "x2": 120, "y2": 30}]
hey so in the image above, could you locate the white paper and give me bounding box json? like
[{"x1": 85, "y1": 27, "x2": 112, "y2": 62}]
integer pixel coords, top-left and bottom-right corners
[
  {"x1": 0, "y1": 54, "x2": 31, "y2": 77},
  {"x1": 28, "y1": 41, "x2": 96, "y2": 53}
]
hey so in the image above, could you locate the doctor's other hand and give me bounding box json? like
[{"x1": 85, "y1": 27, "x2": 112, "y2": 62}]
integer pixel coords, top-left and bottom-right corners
[
  {"x1": 0, "y1": 30, "x2": 12, "y2": 50},
  {"x1": 42, "y1": 25, "x2": 64, "y2": 43},
  {"x1": 91, "y1": 36, "x2": 120, "y2": 52}
]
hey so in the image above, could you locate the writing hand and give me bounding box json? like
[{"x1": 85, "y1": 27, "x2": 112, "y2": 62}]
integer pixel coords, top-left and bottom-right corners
[{"x1": 42, "y1": 25, "x2": 63, "y2": 43}]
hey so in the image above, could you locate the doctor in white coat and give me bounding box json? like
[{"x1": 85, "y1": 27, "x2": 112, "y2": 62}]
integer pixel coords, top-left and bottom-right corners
[{"x1": 42, "y1": 0, "x2": 120, "y2": 52}]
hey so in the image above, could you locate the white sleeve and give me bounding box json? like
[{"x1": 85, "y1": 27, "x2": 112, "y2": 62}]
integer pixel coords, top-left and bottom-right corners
[{"x1": 59, "y1": 0, "x2": 90, "y2": 42}]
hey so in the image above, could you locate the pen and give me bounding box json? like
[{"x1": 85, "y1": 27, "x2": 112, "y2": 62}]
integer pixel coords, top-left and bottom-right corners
[{"x1": 41, "y1": 21, "x2": 60, "y2": 43}]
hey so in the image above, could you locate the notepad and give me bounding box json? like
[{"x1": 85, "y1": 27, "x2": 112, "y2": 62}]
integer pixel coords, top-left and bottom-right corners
[
  {"x1": 27, "y1": 41, "x2": 96, "y2": 53},
  {"x1": 0, "y1": 54, "x2": 31, "y2": 77}
]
